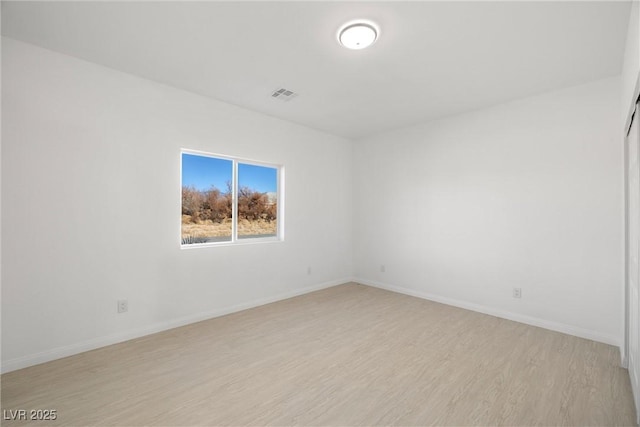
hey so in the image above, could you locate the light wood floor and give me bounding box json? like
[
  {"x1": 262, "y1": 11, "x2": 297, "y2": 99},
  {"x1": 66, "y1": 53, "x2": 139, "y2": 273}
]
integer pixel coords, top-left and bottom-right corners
[{"x1": 1, "y1": 283, "x2": 637, "y2": 426}]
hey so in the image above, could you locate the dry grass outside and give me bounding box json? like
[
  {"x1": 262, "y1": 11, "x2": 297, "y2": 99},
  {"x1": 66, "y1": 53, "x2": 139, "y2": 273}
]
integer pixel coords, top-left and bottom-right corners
[
  {"x1": 181, "y1": 218, "x2": 232, "y2": 238},
  {"x1": 237, "y1": 219, "x2": 277, "y2": 236},
  {"x1": 181, "y1": 215, "x2": 276, "y2": 239}
]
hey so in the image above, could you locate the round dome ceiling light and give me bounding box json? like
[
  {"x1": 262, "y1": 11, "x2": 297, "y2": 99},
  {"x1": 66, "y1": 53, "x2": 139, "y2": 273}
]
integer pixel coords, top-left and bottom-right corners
[{"x1": 338, "y1": 21, "x2": 379, "y2": 50}]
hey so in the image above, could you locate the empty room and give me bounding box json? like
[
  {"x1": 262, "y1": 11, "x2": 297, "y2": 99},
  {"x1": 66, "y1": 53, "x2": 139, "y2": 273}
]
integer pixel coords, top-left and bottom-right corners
[{"x1": 2, "y1": 1, "x2": 640, "y2": 426}]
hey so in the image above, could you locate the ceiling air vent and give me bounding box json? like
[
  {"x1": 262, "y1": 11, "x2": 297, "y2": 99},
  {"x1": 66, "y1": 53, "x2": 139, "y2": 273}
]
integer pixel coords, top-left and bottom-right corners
[{"x1": 271, "y1": 88, "x2": 298, "y2": 101}]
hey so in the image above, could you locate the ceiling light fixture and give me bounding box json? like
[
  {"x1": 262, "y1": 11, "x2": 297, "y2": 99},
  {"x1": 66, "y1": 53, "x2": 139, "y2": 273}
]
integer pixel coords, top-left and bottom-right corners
[{"x1": 338, "y1": 21, "x2": 379, "y2": 50}]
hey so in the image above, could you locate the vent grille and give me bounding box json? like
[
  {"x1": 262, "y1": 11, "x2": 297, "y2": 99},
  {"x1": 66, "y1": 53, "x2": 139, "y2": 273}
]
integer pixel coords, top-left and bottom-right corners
[{"x1": 271, "y1": 87, "x2": 298, "y2": 101}]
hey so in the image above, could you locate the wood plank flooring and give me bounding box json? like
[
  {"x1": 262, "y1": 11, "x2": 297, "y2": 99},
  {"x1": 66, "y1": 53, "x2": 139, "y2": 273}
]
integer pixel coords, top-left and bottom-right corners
[{"x1": 1, "y1": 283, "x2": 637, "y2": 426}]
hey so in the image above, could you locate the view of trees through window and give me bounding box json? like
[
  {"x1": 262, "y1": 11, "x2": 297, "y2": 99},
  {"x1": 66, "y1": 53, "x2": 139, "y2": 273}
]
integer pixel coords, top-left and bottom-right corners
[{"x1": 181, "y1": 152, "x2": 279, "y2": 245}]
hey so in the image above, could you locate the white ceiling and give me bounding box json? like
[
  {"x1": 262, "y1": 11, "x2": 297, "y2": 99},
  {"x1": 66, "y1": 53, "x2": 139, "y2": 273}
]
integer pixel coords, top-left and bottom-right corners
[{"x1": 1, "y1": 1, "x2": 632, "y2": 139}]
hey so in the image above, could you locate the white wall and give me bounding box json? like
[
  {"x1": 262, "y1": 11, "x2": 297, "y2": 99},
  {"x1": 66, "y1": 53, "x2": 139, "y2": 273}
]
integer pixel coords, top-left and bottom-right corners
[
  {"x1": 353, "y1": 77, "x2": 623, "y2": 346},
  {"x1": 1, "y1": 38, "x2": 353, "y2": 372},
  {"x1": 623, "y1": 0, "x2": 639, "y2": 128},
  {"x1": 0, "y1": 35, "x2": 628, "y2": 372}
]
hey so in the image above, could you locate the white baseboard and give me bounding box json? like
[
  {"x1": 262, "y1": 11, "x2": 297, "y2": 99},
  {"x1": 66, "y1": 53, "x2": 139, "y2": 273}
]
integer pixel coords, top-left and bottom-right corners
[
  {"x1": 355, "y1": 277, "x2": 621, "y2": 347},
  {"x1": 3, "y1": 278, "x2": 621, "y2": 373},
  {"x1": 1, "y1": 278, "x2": 349, "y2": 373}
]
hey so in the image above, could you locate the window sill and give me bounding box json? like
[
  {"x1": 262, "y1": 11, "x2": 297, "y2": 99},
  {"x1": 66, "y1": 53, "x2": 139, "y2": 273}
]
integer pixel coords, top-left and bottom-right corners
[{"x1": 180, "y1": 237, "x2": 283, "y2": 249}]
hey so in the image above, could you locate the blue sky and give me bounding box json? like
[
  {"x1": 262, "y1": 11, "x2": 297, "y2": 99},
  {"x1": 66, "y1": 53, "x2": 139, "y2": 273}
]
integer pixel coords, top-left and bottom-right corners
[
  {"x1": 238, "y1": 163, "x2": 277, "y2": 193},
  {"x1": 182, "y1": 153, "x2": 277, "y2": 193}
]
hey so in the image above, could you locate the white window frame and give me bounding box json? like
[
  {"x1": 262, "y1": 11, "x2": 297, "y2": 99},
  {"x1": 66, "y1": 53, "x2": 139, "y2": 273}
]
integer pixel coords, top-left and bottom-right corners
[{"x1": 180, "y1": 148, "x2": 284, "y2": 248}]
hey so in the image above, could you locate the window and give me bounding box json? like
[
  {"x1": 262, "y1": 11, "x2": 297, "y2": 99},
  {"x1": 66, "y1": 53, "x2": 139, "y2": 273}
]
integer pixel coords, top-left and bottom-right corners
[{"x1": 181, "y1": 150, "x2": 282, "y2": 246}]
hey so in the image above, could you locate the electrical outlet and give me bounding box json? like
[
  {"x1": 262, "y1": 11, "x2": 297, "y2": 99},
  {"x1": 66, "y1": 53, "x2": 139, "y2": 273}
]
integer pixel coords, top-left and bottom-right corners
[
  {"x1": 117, "y1": 299, "x2": 128, "y2": 313},
  {"x1": 307, "y1": 266, "x2": 312, "y2": 275},
  {"x1": 380, "y1": 265, "x2": 386, "y2": 273},
  {"x1": 513, "y1": 288, "x2": 522, "y2": 299}
]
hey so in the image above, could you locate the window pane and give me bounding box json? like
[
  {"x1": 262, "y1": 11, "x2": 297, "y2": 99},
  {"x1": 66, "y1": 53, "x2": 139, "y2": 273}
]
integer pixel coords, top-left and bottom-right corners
[
  {"x1": 237, "y1": 163, "x2": 278, "y2": 239},
  {"x1": 181, "y1": 153, "x2": 233, "y2": 244}
]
